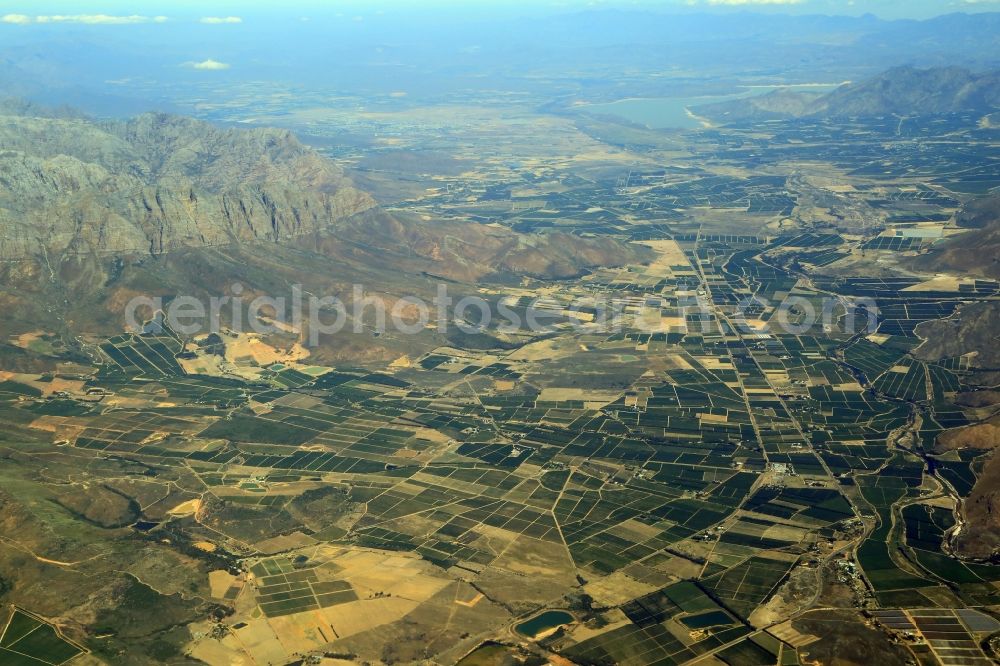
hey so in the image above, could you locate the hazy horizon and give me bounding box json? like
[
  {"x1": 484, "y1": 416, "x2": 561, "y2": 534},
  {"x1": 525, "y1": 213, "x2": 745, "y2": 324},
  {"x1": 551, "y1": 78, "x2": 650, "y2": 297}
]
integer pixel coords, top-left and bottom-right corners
[{"x1": 1, "y1": 0, "x2": 999, "y2": 21}]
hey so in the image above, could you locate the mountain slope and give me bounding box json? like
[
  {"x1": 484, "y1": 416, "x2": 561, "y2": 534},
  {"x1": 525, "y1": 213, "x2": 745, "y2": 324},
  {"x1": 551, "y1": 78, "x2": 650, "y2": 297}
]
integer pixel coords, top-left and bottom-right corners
[
  {"x1": 690, "y1": 89, "x2": 825, "y2": 124},
  {"x1": 695, "y1": 66, "x2": 1000, "y2": 123},
  {"x1": 910, "y1": 195, "x2": 1000, "y2": 280},
  {"x1": 810, "y1": 66, "x2": 1000, "y2": 117}
]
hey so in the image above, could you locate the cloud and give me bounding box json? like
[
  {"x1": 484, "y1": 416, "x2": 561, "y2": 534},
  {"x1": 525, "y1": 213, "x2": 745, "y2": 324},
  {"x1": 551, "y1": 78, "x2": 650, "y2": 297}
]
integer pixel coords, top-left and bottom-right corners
[
  {"x1": 200, "y1": 16, "x2": 242, "y2": 24},
  {"x1": 5, "y1": 14, "x2": 168, "y2": 25},
  {"x1": 186, "y1": 59, "x2": 231, "y2": 71},
  {"x1": 40, "y1": 14, "x2": 163, "y2": 24}
]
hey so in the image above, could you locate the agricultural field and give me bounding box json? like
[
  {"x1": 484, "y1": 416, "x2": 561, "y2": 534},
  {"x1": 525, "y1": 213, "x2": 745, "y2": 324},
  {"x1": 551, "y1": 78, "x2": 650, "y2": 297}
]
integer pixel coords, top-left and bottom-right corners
[{"x1": 0, "y1": 608, "x2": 85, "y2": 665}]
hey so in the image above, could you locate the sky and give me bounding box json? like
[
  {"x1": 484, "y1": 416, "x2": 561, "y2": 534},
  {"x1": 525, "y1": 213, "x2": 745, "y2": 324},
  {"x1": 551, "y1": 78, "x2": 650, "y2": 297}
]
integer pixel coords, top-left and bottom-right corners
[{"x1": 0, "y1": 0, "x2": 998, "y2": 21}]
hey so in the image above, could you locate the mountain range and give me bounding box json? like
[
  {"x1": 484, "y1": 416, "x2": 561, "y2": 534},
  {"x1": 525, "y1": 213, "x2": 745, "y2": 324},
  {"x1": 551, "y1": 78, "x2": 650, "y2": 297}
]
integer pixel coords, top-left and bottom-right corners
[{"x1": 0, "y1": 104, "x2": 647, "y2": 366}]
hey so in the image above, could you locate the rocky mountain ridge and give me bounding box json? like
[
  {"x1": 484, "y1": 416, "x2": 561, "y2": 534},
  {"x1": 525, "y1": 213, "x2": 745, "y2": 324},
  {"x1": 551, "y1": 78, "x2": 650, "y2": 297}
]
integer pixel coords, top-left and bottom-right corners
[{"x1": 0, "y1": 109, "x2": 377, "y2": 259}]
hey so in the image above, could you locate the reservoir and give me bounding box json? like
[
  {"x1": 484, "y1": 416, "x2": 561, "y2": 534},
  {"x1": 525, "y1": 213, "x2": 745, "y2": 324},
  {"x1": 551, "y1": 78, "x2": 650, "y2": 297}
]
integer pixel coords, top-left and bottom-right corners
[
  {"x1": 679, "y1": 610, "x2": 734, "y2": 629},
  {"x1": 515, "y1": 610, "x2": 575, "y2": 638},
  {"x1": 580, "y1": 83, "x2": 844, "y2": 129},
  {"x1": 581, "y1": 95, "x2": 742, "y2": 129}
]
